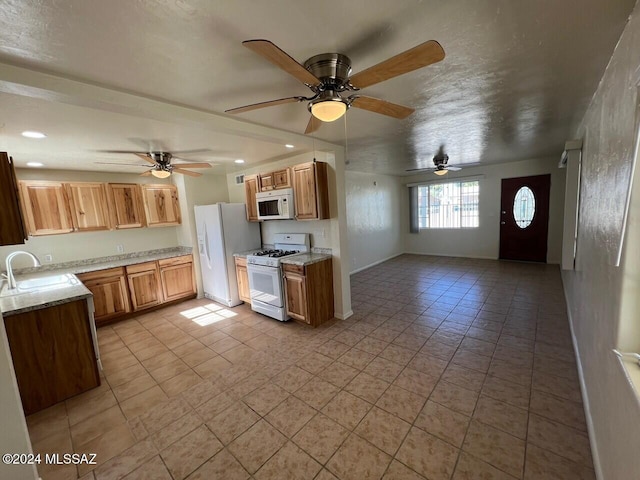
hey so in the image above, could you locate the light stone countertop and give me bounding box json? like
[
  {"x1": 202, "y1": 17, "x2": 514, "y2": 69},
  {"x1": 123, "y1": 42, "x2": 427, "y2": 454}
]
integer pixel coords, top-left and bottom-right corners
[
  {"x1": 1, "y1": 247, "x2": 192, "y2": 316},
  {"x1": 280, "y1": 252, "x2": 332, "y2": 266}
]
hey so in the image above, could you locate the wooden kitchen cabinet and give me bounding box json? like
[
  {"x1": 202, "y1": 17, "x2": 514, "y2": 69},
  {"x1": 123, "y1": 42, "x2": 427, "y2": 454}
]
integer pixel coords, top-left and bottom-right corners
[
  {"x1": 244, "y1": 174, "x2": 260, "y2": 222},
  {"x1": 107, "y1": 183, "x2": 146, "y2": 229},
  {"x1": 4, "y1": 299, "x2": 100, "y2": 415},
  {"x1": 76, "y1": 267, "x2": 131, "y2": 326},
  {"x1": 259, "y1": 168, "x2": 291, "y2": 192},
  {"x1": 292, "y1": 161, "x2": 330, "y2": 220},
  {"x1": 19, "y1": 180, "x2": 75, "y2": 235},
  {"x1": 234, "y1": 256, "x2": 251, "y2": 303},
  {"x1": 283, "y1": 258, "x2": 334, "y2": 327},
  {"x1": 159, "y1": 255, "x2": 196, "y2": 302},
  {"x1": 66, "y1": 182, "x2": 111, "y2": 231},
  {"x1": 0, "y1": 152, "x2": 28, "y2": 245},
  {"x1": 126, "y1": 261, "x2": 163, "y2": 310},
  {"x1": 141, "y1": 184, "x2": 181, "y2": 227}
]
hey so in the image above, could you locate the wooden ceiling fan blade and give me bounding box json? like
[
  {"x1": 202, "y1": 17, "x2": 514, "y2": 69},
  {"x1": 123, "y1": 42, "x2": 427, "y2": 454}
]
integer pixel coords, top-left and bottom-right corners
[
  {"x1": 170, "y1": 162, "x2": 212, "y2": 169},
  {"x1": 226, "y1": 96, "x2": 304, "y2": 114},
  {"x1": 94, "y1": 162, "x2": 148, "y2": 166},
  {"x1": 140, "y1": 170, "x2": 153, "y2": 176},
  {"x1": 243, "y1": 39, "x2": 320, "y2": 86},
  {"x1": 349, "y1": 40, "x2": 445, "y2": 89},
  {"x1": 170, "y1": 148, "x2": 214, "y2": 155},
  {"x1": 351, "y1": 96, "x2": 414, "y2": 119},
  {"x1": 305, "y1": 115, "x2": 321, "y2": 134},
  {"x1": 173, "y1": 168, "x2": 202, "y2": 177},
  {"x1": 447, "y1": 166, "x2": 462, "y2": 171},
  {"x1": 406, "y1": 167, "x2": 436, "y2": 172},
  {"x1": 134, "y1": 152, "x2": 156, "y2": 164}
]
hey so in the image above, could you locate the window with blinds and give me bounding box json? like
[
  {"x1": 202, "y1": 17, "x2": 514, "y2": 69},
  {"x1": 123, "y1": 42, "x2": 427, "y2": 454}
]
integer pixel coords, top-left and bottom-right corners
[{"x1": 417, "y1": 181, "x2": 479, "y2": 228}]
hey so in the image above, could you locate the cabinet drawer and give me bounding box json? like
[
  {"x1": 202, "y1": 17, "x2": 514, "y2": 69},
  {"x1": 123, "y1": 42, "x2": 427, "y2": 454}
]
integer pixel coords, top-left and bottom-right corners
[
  {"x1": 77, "y1": 267, "x2": 125, "y2": 282},
  {"x1": 283, "y1": 263, "x2": 305, "y2": 275},
  {"x1": 234, "y1": 256, "x2": 247, "y2": 267},
  {"x1": 126, "y1": 261, "x2": 158, "y2": 274},
  {"x1": 158, "y1": 255, "x2": 192, "y2": 267}
]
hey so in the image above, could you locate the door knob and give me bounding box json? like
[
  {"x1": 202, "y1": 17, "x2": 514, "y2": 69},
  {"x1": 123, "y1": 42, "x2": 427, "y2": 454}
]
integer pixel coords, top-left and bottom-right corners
[
  {"x1": 500, "y1": 221, "x2": 506, "y2": 225},
  {"x1": 501, "y1": 211, "x2": 506, "y2": 214}
]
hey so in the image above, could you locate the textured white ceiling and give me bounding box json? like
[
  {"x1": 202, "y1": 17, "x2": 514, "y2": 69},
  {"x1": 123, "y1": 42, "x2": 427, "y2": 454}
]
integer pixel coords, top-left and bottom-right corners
[{"x1": 0, "y1": 0, "x2": 635, "y2": 174}]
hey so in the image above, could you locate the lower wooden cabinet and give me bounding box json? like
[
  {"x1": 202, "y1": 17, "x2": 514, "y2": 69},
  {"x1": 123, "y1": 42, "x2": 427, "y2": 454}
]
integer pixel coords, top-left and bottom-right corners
[
  {"x1": 3, "y1": 299, "x2": 100, "y2": 415},
  {"x1": 77, "y1": 267, "x2": 130, "y2": 326},
  {"x1": 234, "y1": 256, "x2": 251, "y2": 303},
  {"x1": 159, "y1": 255, "x2": 196, "y2": 302},
  {"x1": 126, "y1": 261, "x2": 163, "y2": 311},
  {"x1": 283, "y1": 258, "x2": 334, "y2": 327}
]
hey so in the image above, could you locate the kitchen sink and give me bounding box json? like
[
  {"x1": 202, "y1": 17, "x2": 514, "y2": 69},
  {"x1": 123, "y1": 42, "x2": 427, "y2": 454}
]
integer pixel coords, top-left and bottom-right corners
[{"x1": 1, "y1": 274, "x2": 79, "y2": 297}]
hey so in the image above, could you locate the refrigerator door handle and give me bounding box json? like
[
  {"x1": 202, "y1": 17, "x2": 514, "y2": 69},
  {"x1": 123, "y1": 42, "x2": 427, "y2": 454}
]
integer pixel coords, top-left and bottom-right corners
[{"x1": 203, "y1": 222, "x2": 212, "y2": 269}]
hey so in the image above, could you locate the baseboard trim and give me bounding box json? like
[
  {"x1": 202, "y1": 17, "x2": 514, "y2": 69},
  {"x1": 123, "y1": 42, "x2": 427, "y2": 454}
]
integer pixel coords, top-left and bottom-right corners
[
  {"x1": 403, "y1": 251, "x2": 497, "y2": 260},
  {"x1": 350, "y1": 253, "x2": 403, "y2": 275},
  {"x1": 561, "y1": 274, "x2": 604, "y2": 480},
  {"x1": 334, "y1": 310, "x2": 353, "y2": 320}
]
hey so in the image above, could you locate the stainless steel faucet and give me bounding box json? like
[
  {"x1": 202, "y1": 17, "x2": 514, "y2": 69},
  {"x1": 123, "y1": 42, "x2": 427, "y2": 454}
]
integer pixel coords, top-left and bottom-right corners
[{"x1": 4, "y1": 251, "x2": 41, "y2": 290}]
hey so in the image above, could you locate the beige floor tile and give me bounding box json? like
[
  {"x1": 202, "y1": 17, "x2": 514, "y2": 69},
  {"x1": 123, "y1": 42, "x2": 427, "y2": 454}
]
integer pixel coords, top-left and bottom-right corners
[
  {"x1": 148, "y1": 358, "x2": 190, "y2": 383},
  {"x1": 272, "y1": 366, "x2": 313, "y2": 393},
  {"x1": 254, "y1": 441, "x2": 322, "y2": 480},
  {"x1": 182, "y1": 379, "x2": 226, "y2": 408},
  {"x1": 132, "y1": 342, "x2": 169, "y2": 362},
  {"x1": 393, "y1": 367, "x2": 438, "y2": 397},
  {"x1": 462, "y1": 420, "x2": 525, "y2": 478},
  {"x1": 318, "y1": 361, "x2": 360, "y2": 388},
  {"x1": 140, "y1": 350, "x2": 179, "y2": 371},
  {"x1": 321, "y1": 390, "x2": 372, "y2": 430},
  {"x1": 452, "y1": 349, "x2": 492, "y2": 373},
  {"x1": 171, "y1": 339, "x2": 206, "y2": 357},
  {"x1": 139, "y1": 397, "x2": 192, "y2": 433},
  {"x1": 415, "y1": 400, "x2": 470, "y2": 448},
  {"x1": 378, "y1": 344, "x2": 416, "y2": 366},
  {"x1": 354, "y1": 336, "x2": 390, "y2": 355},
  {"x1": 524, "y1": 444, "x2": 596, "y2": 480},
  {"x1": 396, "y1": 427, "x2": 459, "y2": 480},
  {"x1": 453, "y1": 452, "x2": 517, "y2": 479},
  {"x1": 119, "y1": 385, "x2": 169, "y2": 420},
  {"x1": 185, "y1": 449, "x2": 250, "y2": 480},
  {"x1": 406, "y1": 352, "x2": 448, "y2": 377},
  {"x1": 527, "y1": 414, "x2": 593, "y2": 467},
  {"x1": 265, "y1": 396, "x2": 316, "y2": 437},
  {"x1": 193, "y1": 355, "x2": 233, "y2": 378},
  {"x1": 27, "y1": 402, "x2": 69, "y2": 444},
  {"x1": 382, "y1": 460, "x2": 427, "y2": 479},
  {"x1": 292, "y1": 413, "x2": 349, "y2": 464},
  {"x1": 488, "y1": 358, "x2": 533, "y2": 386},
  {"x1": 105, "y1": 363, "x2": 147, "y2": 388},
  {"x1": 327, "y1": 434, "x2": 392, "y2": 480},
  {"x1": 532, "y1": 370, "x2": 582, "y2": 403},
  {"x1": 338, "y1": 347, "x2": 377, "y2": 369},
  {"x1": 419, "y1": 340, "x2": 458, "y2": 361},
  {"x1": 207, "y1": 402, "x2": 260, "y2": 445},
  {"x1": 230, "y1": 371, "x2": 270, "y2": 397},
  {"x1": 430, "y1": 381, "x2": 479, "y2": 416},
  {"x1": 195, "y1": 391, "x2": 237, "y2": 421},
  {"x1": 221, "y1": 344, "x2": 257, "y2": 363},
  {"x1": 363, "y1": 356, "x2": 405, "y2": 383},
  {"x1": 93, "y1": 438, "x2": 157, "y2": 480},
  {"x1": 440, "y1": 364, "x2": 486, "y2": 392},
  {"x1": 75, "y1": 424, "x2": 136, "y2": 476},
  {"x1": 355, "y1": 406, "x2": 411, "y2": 455},
  {"x1": 529, "y1": 389, "x2": 587, "y2": 432},
  {"x1": 228, "y1": 420, "x2": 287, "y2": 474},
  {"x1": 149, "y1": 411, "x2": 202, "y2": 450},
  {"x1": 70, "y1": 405, "x2": 127, "y2": 448},
  {"x1": 210, "y1": 336, "x2": 242, "y2": 353},
  {"x1": 243, "y1": 382, "x2": 290, "y2": 416},
  {"x1": 376, "y1": 385, "x2": 426, "y2": 423},
  {"x1": 316, "y1": 468, "x2": 340, "y2": 480},
  {"x1": 181, "y1": 346, "x2": 218, "y2": 367},
  {"x1": 112, "y1": 372, "x2": 157, "y2": 402},
  {"x1": 127, "y1": 417, "x2": 149, "y2": 441},
  {"x1": 473, "y1": 395, "x2": 529, "y2": 439},
  {"x1": 121, "y1": 455, "x2": 172, "y2": 480},
  {"x1": 161, "y1": 425, "x2": 222, "y2": 480},
  {"x1": 293, "y1": 351, "x2": 334, "y2": 374},
  {"x1": 315, "y1": 339, "x2": 352, "y2": 359},
  {"x1": 159, "y1": 369, "x2": 202, "y2": 397},
  {"x1": 67, "y1": 389, "x2": 118, "y2": 426},
  {"x1": 481, "y1": 375, "x2": 531, "y2": 409},
  {"x1": 294, "y1": 376, "x2": 340, "y2": 409},
  {"x1": 32, "y1": 427, "x2": 73, "y2": 456},
  {"x1": 345, "y1": 372, "x2": 390, "y2": 404}
]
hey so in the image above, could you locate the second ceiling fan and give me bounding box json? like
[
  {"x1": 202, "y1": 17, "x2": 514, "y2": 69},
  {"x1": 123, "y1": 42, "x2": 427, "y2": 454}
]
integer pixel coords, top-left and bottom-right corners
[{"x1": 226, "y1": 39, "x2": 445, "y2": 134}]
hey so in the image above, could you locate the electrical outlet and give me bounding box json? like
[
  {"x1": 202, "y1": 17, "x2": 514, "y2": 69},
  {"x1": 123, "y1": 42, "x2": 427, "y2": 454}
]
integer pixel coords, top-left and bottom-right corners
[
  {"x1": 44, "y1": 254, "x2": 53, "y2": 263},
  {"x1": 116, "y1": 245, "x2": 124, "y2": 253}
]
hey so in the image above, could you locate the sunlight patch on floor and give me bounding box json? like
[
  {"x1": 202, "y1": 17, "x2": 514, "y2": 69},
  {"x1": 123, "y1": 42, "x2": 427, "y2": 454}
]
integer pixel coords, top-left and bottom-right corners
[{"x1": 180, "y1": 303, "x2": 237, "y2": 326}]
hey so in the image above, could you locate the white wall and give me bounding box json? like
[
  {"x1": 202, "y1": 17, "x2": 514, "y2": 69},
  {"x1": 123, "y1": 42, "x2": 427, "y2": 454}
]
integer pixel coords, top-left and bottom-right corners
[
  {"x1": 345, "y1": 171, "x2": 403, "y2": 273},
  {"x1": 561, "y1": 5, "x2": 640, "y2": 479},
  {"x1": 0, "y1": 313, "x2": 38, "y2": 480},
  {"x1": 227, "y1": 150, "x2": 352, "y2": 319},
  {"x1": 402, "y1": 157, "x2": 566, "y2": 262},
  {"x1": 0, "y1": 169, "x2": 180, "y2": 268}
]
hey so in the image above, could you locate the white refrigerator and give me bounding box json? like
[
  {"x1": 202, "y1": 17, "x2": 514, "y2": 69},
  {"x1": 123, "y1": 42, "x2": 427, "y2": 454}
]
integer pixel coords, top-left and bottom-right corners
[{"x1": 194, "y1": 203, "x2": 261, "y2": 307}]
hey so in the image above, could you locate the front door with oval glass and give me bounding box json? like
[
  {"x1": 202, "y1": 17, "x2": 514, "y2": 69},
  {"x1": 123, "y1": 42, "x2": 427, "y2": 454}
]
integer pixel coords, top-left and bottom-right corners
[{"x1": 499, "y1": 174, "x2": 551, "y2": 262}]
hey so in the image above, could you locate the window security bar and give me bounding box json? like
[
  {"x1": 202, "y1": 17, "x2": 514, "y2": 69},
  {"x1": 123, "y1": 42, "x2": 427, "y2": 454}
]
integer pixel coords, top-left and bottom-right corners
[{"x1": 613, "y1": 349, "x2": 640, "y2": 367}]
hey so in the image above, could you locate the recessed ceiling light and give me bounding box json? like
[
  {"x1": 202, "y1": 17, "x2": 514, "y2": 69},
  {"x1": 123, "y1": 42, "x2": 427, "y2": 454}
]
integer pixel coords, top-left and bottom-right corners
[
  {"x1": 234, "y1": 159, "x2": 245, "y2": 164},
  {"x1": 21, "y1": 131, "x2": 47, "y2": 139},
  {"x1": 26, "y1": 162, "x2": 44, "y2": 167},
  {"x1": 285, "y1": 144, "x2": 294, "y2": 148}
]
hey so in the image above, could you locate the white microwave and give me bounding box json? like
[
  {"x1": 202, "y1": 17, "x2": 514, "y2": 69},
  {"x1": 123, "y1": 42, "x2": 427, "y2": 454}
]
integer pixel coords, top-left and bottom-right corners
[{"x1": 256, "y1": 188, "x2": 295, "y2": 220}]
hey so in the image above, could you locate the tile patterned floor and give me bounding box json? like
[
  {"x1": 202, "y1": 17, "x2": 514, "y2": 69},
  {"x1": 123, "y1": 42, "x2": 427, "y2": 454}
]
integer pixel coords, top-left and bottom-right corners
[{"x1": 26, "y1": 254, "x2": 596, "y2": 479}]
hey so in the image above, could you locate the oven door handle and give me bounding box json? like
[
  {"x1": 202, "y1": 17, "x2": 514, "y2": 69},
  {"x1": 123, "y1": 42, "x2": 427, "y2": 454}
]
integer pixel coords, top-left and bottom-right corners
[{"x1": 247, "y1": 263, "x2": 279, "y2": 274}]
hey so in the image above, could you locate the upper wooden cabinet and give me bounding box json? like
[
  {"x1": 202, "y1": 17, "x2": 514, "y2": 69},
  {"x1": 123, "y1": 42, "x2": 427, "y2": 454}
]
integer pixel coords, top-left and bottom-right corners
[
  {"x1": 0, "y1": 153, "x2": 28, "y2": 245},
  {"x1": 244, "y1": 174, "x2": 260, "y2": 222},
  {"x1": 259, "y1": 168, "x2": 291, "y2": 192},
  {"x1": 141, "y1": 184, "x2": 182, "y2": 227},
  {"x1": 292, "y1": 161, "x2": 330, "y2": 220},
  {"x1": 19, "y1": 181, "x2": 75, "y2": 236},
  {"x1": 66, "y1": 182, "x2": 111, "y2": 232},
  {"x1": 107, "y1": 183, "x2": 146, "y2": 229}
]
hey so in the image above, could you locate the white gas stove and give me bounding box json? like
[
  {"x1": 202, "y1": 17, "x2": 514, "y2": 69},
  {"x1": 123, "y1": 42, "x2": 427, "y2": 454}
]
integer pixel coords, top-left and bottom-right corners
[{"x1": 247, "y1": 233, "x2": 310, "y2": 321}]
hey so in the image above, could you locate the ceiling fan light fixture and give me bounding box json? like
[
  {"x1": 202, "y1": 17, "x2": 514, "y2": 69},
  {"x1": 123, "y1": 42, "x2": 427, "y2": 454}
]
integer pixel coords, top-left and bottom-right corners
[
  {"x1": 434, "y1": 169, "x2": 448, "y2": 176},
  {"x1": 310, "y1": 99, "x2": 348, "y2": 122},
  {"x1": 151, "y1": 169, "x2": 171, "y2": 179}
]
